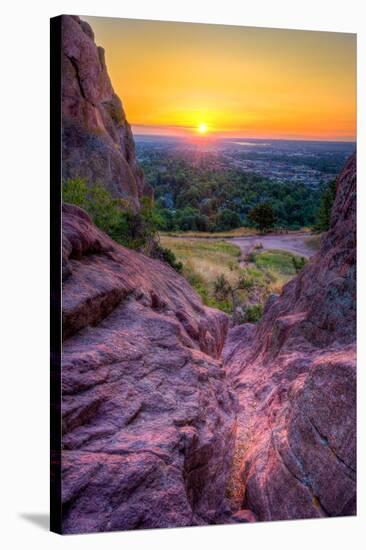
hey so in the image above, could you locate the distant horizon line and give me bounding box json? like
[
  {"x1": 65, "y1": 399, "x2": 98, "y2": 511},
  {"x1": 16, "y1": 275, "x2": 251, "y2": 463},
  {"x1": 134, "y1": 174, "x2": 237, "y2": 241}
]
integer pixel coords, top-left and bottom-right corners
[{"x1": 132, "y1": 131, "x2": 356, "y2": 144}]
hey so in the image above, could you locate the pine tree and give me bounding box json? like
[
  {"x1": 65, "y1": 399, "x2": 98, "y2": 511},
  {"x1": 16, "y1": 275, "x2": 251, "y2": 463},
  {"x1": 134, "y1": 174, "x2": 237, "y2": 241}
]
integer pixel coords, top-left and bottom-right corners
[{"x1": 314, "y1": 180, "x2": 337, "y2": 231}]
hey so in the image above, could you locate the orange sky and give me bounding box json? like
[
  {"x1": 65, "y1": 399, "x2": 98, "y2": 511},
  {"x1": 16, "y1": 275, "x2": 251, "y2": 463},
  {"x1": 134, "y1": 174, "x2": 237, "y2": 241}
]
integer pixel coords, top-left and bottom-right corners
[{"x1": 83, "y1": 16, "x2": 356, "y2": 141}]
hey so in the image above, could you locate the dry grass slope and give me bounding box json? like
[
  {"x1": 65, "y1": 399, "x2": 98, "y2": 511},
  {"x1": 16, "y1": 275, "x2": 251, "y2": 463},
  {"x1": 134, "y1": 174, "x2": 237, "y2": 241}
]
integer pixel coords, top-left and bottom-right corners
[{"x1": 161, "y1": 236, "x2": 308, "y2": 317}]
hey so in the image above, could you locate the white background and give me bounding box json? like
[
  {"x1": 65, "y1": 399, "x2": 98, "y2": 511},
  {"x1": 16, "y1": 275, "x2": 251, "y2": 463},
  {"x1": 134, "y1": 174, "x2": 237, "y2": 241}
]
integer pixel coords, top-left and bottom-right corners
[{"x1": 0, "y1": 0, "x2": 365, "y2": 548}]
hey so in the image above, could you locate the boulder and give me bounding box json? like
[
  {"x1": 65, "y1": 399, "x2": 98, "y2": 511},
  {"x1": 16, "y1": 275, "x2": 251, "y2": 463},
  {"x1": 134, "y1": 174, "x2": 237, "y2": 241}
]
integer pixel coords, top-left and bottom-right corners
[
  {"x1": 223, "y1": 153, "x2": 356, "y2": 520},
  {"x1": 61, "y1": 203, "x2": 236, "y2": 533}
]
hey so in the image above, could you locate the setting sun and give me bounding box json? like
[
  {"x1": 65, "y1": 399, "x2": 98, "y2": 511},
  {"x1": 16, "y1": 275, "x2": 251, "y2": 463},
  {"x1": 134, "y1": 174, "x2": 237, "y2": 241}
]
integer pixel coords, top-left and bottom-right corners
[
  {"x1": 83, "y1": 17, "x2": 356, "y2": 141},
  {"x1": 197, "y1": 122, "x2": 208, "y2": 135}
]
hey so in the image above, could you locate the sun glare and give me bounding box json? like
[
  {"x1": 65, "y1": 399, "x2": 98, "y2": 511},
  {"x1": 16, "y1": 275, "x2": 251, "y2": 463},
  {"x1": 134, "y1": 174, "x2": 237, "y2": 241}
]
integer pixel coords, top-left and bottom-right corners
[{"x1": 197, "y1": 122, "x2": 208, "y2": 135}]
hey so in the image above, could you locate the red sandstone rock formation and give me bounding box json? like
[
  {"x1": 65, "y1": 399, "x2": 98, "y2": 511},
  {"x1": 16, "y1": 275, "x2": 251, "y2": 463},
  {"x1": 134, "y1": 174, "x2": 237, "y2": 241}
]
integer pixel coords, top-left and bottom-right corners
[
  {"x1": 223, "y1": 153, "x2": 356, "y2": 521},
  {"x1": 61, "y1": 16, "x2": 152, "y2": 209},
  {"x1": 59, "y1": 13, "x2": 356, "y2": 531},
  {"x1": 61, "y1": 203, "x2": 235, "y2": 533}
]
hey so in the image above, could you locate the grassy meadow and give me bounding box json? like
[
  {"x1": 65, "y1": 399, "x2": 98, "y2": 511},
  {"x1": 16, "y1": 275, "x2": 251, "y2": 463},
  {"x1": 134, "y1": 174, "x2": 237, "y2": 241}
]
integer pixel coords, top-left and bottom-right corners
[{"x1": 161, "y1": 236, "x2": 307, "y2": 321}]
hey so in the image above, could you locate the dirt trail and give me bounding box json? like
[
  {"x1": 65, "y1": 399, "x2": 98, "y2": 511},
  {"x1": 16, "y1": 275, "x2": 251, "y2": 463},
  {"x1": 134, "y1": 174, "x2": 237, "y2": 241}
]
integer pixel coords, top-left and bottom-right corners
[{"x1": 230, "y1": 232, "x2": 315, "y2": 259}]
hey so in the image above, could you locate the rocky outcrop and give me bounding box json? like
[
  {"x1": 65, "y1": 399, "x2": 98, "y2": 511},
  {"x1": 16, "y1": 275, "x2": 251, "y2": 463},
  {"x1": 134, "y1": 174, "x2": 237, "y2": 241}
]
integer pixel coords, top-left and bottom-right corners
[
  {"x1": 61, "y1": 16, "x2": 152, "y2": 209},
  {"x1": 61, "y1": 203, "x2": 235, "y2": 533},
  {"x1": 59, "y1": 13, "x2": 356, "y2": 530},
  {"x1": 60, "y1": 17, "x2": 236, "y2": 533},
  {"x1": 223, "y1": 153, "x2": 356, "y2": 520}
]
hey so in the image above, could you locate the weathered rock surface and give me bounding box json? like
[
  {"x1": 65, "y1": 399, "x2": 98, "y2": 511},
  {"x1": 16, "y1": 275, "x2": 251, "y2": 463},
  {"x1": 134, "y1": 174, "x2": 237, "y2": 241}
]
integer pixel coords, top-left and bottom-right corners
[
  {"x1": 59, "y1": 13, "x2": 356, "y2": 531},
  {"x1": 61, "y1": 16, "x2": 152, "y2": 208},
  {"x1": 223, "y1": 153, "x2": 356, "y2": 521},
  {"x1": 61, "y1": 203, "x2": 235, "y2": 533}
]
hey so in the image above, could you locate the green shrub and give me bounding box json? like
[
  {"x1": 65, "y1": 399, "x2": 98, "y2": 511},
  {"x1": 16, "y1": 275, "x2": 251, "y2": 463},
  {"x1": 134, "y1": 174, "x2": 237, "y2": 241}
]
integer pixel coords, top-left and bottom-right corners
[
  {"x1": 87, "y1": 184, "x2": 121, "y2": 232},
  {"x1": 62, "y1": 177, "x2": 88, "y2": 206},
  {"x1": 63, "y1": 177, "x2": 120, "y2": 231},
  {"x1": 160, "y1": 247, "x2": 183, "y2": 272},
  {"x1": 110, "y1": 197, "x2": 159, "y2": 251},
  {"x1": 213, "y1": 274, "x2": 232, "y2": 301},
  {"x1": 245, "y1": 304, "x2": 264, "y2": 322},
  {"x1": 151, "y1": 244, "x2": 183, "y2": 273},
  {"x1": 183, "y1": 262, "x2": 205, "y2": 288},
  {"x1": 63, "y1": 179, "x2": 168, "y2": 263},
  {"x1": 292, "y1": 255, "x2": 307, "y2": 273}
]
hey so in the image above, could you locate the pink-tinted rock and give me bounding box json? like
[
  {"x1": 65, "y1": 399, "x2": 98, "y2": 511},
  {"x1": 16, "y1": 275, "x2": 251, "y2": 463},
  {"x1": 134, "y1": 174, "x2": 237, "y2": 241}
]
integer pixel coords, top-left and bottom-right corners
[
  {"x1": 61, "y1": 203, "x2": 235, "y2": 533},
  {"x1": 223, "y1": 153, "x2": 356, "y2": 521},
  {"x1": 61, "y1": 16, "x2": 152, "y2": 208}
]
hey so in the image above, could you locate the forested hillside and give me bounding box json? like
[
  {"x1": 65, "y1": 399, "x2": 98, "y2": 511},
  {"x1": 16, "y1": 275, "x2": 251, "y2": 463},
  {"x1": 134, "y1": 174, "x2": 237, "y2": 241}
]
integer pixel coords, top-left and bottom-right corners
[{"x1": 141, "y1": 154, "x2": 328, "y2": 231}]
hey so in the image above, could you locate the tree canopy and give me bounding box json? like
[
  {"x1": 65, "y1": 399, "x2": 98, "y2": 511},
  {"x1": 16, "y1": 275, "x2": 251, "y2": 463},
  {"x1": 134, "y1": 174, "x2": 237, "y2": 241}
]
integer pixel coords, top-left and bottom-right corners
[{"x1": 248, "y1": 203, "x2": 277, "y2": 232}]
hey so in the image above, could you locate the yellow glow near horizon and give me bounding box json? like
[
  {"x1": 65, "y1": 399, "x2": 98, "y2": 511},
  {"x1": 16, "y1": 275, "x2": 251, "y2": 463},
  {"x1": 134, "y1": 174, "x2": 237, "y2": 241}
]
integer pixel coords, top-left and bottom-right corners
[
  {"x1": 197, "y1": 123, "x2": 208, "y2": 134},
  {"x1": 83, "y1": 16, "x2": 356, "y2": 141}
]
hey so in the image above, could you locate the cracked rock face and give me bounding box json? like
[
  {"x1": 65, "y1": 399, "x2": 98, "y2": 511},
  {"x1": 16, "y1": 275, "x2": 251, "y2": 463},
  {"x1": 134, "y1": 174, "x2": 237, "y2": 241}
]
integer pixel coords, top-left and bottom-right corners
[
  {"x1": 61, "y1": 203, "x2": 236, "y2": 533},
  {"x1": 223, "y1": 153, "x2": 356, "y2": 521},
  {"x1": 61, "y1": 15, "x2": 152, "y2": 209}
]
